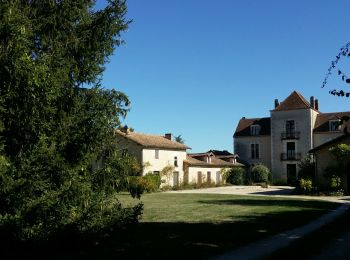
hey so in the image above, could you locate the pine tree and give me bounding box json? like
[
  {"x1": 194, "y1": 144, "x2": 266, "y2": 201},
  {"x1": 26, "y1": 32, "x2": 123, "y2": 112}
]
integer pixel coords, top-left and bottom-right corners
[{"x1": 0, "y1": 0, "x2": 142, "y2": 242}]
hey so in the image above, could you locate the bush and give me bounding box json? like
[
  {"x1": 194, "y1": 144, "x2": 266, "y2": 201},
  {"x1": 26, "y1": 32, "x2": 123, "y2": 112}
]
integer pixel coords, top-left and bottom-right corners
[
  {"x1": 324, "y1": 165, "x2": 343, "y2": 191},
  {"x1": 299, "y1": 178, "x2": 313, "y2": 194},
  {"x1": 251, "y1": 164, "x2": 270, "y2": 184},
  {"x1": 225, "y1": 167, "x2": 245, "y2": 185},
  {"x1": 330, "y1": 176, "x2": 342, "y2": 191},
  {"x1": 128, "y1": 174, "x2": 161, "y2": 198},
  {"x1": 143, "y1": 174, "x2": 161, "y2": 192}
]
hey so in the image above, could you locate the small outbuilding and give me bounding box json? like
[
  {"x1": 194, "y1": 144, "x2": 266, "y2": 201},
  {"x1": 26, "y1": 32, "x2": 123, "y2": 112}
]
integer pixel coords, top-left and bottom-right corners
[{"x1": 309, "y1": 133, "x2": 350, "y2": 193}]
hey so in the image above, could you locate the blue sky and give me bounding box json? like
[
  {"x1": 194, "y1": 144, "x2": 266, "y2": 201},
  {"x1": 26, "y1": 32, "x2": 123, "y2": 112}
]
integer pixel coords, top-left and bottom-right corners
[{"x1": 97, "y1": 0, "x2": 350, "y2": 153}]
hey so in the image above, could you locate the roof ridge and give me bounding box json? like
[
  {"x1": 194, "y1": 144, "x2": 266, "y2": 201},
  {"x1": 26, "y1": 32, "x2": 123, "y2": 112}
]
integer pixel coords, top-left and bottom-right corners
[
  {"x1": 274, "y1": 91, "x2": 311, "y2": 111},
  {"x1": 294, "y1": 91, "x2": 310, "y2": 107}
]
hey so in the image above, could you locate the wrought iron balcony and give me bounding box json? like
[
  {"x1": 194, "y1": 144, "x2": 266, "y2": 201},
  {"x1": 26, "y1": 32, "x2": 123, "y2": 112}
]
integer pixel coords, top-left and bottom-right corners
[
  {"x1": 281, "y1": 131, "x2": 300, "y2": 140},
  {"x1": 280, "y1": 152, "x2": 301, "y2": 161}
]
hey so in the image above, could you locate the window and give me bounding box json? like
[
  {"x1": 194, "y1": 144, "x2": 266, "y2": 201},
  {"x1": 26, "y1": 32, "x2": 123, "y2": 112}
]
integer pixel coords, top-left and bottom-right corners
[
  {"x1": 155, "y1": 149, "x2": 159, "y2": 159},
  {"x1": 251, "y1": 143, "x2": 259, "y2": 159},
  {"x1": 250, "y1": 125, "x2": 260, "y2": 136},
  {"x1": 287, "y1": 142, "x2": 295, "y2": 159},
  {"x1": 207, "y1": 171, "x2": 211, "y2": 183},
  {"x1": 197, "y1": 172, "x2": 202, "y2": 185},
  {"x1": 153, "y1": 171, "x2": 160, "y2": 175},
  {"x1": 329, "y1": 120, "x2": 340, "y2": 132},
  {"x1": 174, "y1": 156, "x2": 178, "y2": 167},
  {"x1": 286, "y1": 120, "x2": 295, "y2": 134}
]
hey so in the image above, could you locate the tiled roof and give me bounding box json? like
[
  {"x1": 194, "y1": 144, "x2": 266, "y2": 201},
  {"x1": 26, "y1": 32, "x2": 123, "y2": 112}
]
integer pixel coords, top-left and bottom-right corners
[
  {"x1": 314, "y1": 112, "x2": 350, "y2": 133},
  {"x1": 234, "y1": 117, "x2": 271, "y2": 137},
  {"x1": 184, "y1": 154, "x2": 244, "y2": 167},
  {"x1": 207, "y1": 150, "x2": 238, "y2": 157},
  {"x1": 115, "y1": 130, "x2": 190, "y2": 150},
  {"x1": 274, "y1": 91, "x2": 312, "y2": 111}
]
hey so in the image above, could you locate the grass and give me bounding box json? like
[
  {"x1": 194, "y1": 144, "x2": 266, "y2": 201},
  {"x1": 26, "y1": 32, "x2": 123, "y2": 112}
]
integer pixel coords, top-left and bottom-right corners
[
  {"x1": 2, "y1": 193, "x2": 339, "y2": 259},
  {"x1": 268, "y1": 205, "x2": 350, "y2": 259},
  {"x1": 82, "y1": 193, "x2": 338, "y2": 259}
]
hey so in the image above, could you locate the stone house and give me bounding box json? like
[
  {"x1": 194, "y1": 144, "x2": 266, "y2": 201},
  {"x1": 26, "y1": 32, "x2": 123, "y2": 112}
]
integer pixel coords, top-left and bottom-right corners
[
  {"x1": 234, "y1": 91, "x2": 350, "y2": 184},
  {"x1": 116, "y1": 130, "x2": 243, "y2": 187},
  {"x1": 309, "y1": 133, "x2": 350, "y2": 193},
  {"x1": 184, "y1": 150, "x2": 243, "y2": 185},
  {"x1": 116, "y1": 130, "x2": 189, "y2": 186}
]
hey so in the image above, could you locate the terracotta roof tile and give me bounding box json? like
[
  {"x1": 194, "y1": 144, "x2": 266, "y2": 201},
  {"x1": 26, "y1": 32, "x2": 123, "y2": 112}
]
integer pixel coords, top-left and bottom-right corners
[
  {"x1": 314, "y1": 112, "x2": 350, "y2": 133},
  {"x1": 184, "y1": 154, "x2": 244, "y2": 167},
  {"x1": 115, "y1": 130, "x2": 190, "y2": 150},
  {"x1": 274, "y1": 91, "x2": 311, "y2": 111},
  {"x1": 234, "y1": 117, "x2": 271, "y2": 137}
]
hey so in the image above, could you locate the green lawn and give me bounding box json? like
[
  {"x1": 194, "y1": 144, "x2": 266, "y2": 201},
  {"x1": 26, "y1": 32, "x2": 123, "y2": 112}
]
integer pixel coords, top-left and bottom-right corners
[
  {"x1": 268, "y1": 207, "x2": 350, "y2": 259},
  {"x1": 80, "y1": 193, "x2": 338, "y2": 259}
]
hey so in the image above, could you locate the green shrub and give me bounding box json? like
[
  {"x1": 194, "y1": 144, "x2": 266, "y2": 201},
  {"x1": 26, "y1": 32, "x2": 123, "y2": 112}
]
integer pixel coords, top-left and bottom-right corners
[
  {"x1": 251, "y1": 164, "x2": 270, "y2": 184},
  {"x1": 299, "y1": 178, "x2": 313, "y2": 194},
  {"x1": 128, "y1": 174, "x2": 161, "y2": 198},
  {"x1": 143, "y1": 173, "x2": 161, "y2": 192},
  {"x1": 330, "y1": 176, "x2": 342, "y2": 191},
  {"x1": 225, "y1": 167, "x2": 245, "y2": 185},
  {"x1": 324, "y1": 166, "x2": 343, "y2": 191}
]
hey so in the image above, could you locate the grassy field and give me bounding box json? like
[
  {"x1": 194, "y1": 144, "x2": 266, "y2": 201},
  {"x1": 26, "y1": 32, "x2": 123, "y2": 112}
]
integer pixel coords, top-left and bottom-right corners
[
  {"x1": 268, "y1": 207, "x2": 350, "y2": 259},
  {"x1": 79, "y1": 193, "x2": 338, "y2": 259}
]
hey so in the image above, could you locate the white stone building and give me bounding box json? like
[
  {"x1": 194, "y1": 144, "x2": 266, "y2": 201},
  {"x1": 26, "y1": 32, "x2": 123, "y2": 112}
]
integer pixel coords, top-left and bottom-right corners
[
  {"x1": 116, "y1": 130, "x2": 243, "y2": 187},
  {"x1": 184, "y1": 150, "x2": 242, "y2": 185},
  {"x1": 234, "y1": 91, "x2": 350, "y2": 184}
]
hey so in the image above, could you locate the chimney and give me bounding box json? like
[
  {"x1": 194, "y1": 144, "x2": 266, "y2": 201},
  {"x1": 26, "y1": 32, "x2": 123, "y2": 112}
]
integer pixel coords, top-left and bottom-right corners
[
  {"x1": 274, "y1": 99, "x2": 279, "y2": 108},
  {"x1": 164, "y1": 133, "x2": 172, "y2": 141},
  {"x1": 315, "y1": 99, "x2": 319, "y2": 110},
  {"x1": 310, "y1": 96, "x2": 315, "y2": 109}
]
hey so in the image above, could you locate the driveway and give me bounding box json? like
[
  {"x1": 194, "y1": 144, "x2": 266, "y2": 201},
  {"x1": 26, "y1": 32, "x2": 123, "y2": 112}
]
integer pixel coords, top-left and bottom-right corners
[{"x1": 167, "y1": 185, "x2": 350, "y2": 203}]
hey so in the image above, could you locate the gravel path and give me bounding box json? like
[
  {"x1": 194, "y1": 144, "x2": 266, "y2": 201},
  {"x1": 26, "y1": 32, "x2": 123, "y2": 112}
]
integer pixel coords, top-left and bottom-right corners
[
  {"x1": 167, "y1": 186, "x2": 350, "y2": 203},
  {"x1": 213, "y1": 204, "x2": 350, "y2": 260},
  {"x1": 168, "y1": 186, "x2": 350, "y2": 259}
]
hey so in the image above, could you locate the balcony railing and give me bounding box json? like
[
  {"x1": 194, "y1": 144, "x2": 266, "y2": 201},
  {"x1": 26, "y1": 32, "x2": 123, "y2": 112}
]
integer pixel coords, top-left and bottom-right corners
[
  {"x1": 280, "y1": 152, "x2": 301, "y2": 161},
  {"x1": 281, "y1": 131, "x2": 300, "y2": 140}
]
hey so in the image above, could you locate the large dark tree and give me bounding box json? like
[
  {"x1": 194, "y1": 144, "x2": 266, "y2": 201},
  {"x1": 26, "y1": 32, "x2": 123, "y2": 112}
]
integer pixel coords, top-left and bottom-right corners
[{"x1": 0, "y1": 0, "x2": 142, "y2": 242}]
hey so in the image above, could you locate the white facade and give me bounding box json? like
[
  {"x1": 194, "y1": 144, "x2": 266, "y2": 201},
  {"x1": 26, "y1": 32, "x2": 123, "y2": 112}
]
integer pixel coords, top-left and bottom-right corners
[
  {"x1": 186, "y1": 166, "x2": 223, "y2": 185},
  {"x1": 234, "y1": 91, "x2": 350, "y2": 184},
  {"x1": 142, "y1": 148, "x2": 187, "y2": 186},
  {"x1": 270, "y1": 109, "x2": 314, "y2": 181}
]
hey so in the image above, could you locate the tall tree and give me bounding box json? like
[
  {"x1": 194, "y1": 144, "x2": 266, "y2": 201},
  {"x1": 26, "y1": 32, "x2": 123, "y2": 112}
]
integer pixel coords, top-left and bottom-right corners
[{"x1": 0, "y1": 0, "x2": 142, "y2": 242}]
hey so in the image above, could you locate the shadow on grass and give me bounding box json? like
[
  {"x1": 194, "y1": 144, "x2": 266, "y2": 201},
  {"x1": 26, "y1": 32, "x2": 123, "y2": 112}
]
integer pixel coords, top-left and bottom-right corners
[
  {"x1": 0, "y1": 198, "x2": 338, "y2": 260},
  {"x1": 268, "y1": 208, "x2": 350, "y2": 260},
  {"x1": 250, "y1": 188, "x2": 295, "y2": 196},
  {"x1": 197, "y1": 198, "x2": 335, "y2": 208}
]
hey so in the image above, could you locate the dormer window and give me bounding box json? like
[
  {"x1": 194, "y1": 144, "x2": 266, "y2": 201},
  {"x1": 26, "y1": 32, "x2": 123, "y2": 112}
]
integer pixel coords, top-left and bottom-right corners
[
  {"x1": 250, "y1": 125, "x2": 260, "y2": 136},
  {"x1": 329, "y1": 120, "x2": 340, "y2": 132},
  {"x1": 205, "y1": 156, "x2": 211, "y2": 163}
]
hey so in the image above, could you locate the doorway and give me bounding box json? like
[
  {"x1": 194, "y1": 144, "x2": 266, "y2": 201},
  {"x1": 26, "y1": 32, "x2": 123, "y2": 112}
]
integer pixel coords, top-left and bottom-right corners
[
  {"x1": 287, "y1": 164, "x2": 297, "y2": 185},
  {"x1": 173, "y1": 171, "x2": 179, "y2": 187},
  {"x1": 216, "y1": 171, "x2": 221, "y2": 184}
]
